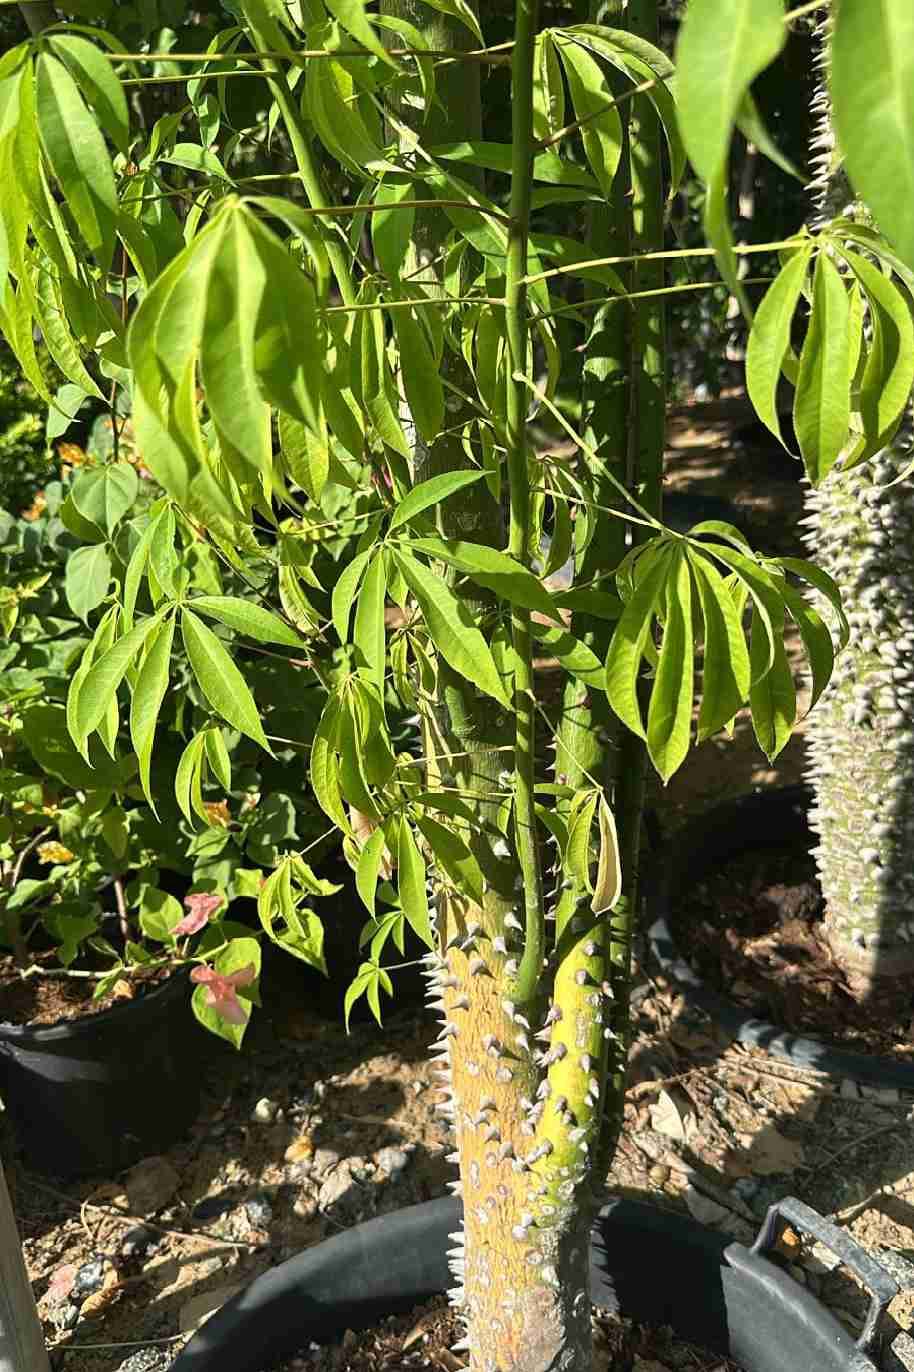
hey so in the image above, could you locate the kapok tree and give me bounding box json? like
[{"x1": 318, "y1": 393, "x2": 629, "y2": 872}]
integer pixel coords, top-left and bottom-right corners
[{"x1": 2, "y1": 1, "x2": 913, "y2": 1369}]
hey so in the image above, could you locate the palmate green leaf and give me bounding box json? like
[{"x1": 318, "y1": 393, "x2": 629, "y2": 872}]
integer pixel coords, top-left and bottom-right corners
[
  {"x1": 31, "y1": 260, "x2": 104, "y2": 400},
  {"x1": 394, "y1": 549, "x2": 510, "y2": 707},
  {"x1": 356, "y1": 826, "x2": 387, "y2": 918},
  {"x1": 831, "y1": 0, "x2": 914, "y2": 274},
  {"x1": 698, "y1": 543, "x2": 781, "y2": 680},
  {"x1": 204, "y1": 726, "x2": 232, "y2": 792},
  {"x1": 122, "y1": 503, "x2": 167, "y2": 629},
  {"x1": 531, "y1": 624, "x2": 605, "y2": 690},
  {"x1": 70, "y1": 463, "x2": 139, "y2": 536},
  {"x1": 344, "y1": 960, "x2": 392, "y2": 1031},
  {"x1": 279, "y1": 413, "x2": 329, "y2": 505},
  {"x1": 838, "y1": 247, "x2": 914, "y2": 468},
  {"x1": 188, "y1": 596, "x2": 303, "y2": 648},
  {"x1": 67, "y1": 604, "x2": 115, "y2": 753},
  {"x1": 181, "y1": 608, "x2": 270, "y2": 750},
  {"x1": 418, "y1": 0, "x2": 482, "y2": 42},
  {"x1": 746, "y1": 246, "x2": 812, "y2": 448},
  {"x1": 35, "y1": 53, "x2": 117, "y2": 272},
  {"x1": 324, "y1": 0, "x2": 401, "y2": 68},
  {"x1": 353, "y1": 552, "x2": 387, "y2": 696},
  {"x1": 175, "y1": 730, "x2": 207, "y2": 826},
  {"x1": 605, "y1": 545, "x2": 673, "y2": 739},
  {"x1": 245, "y1": 197, "x2": 331, "y2": 303},
  {"x1": 406, "y1": 536, "x2": 562, "y2": 624},
  {"x1": 565, "y1": 25, "x2": 685, "y2": 195},
  {"x1": 332, "y1": 547, "x2": 373, "y2": 644},
  {"x1": 748, "y1": 603, "x2": 796, "y2": 762},
  {"x1": 566, "y1": 790, "x2": 598, "y2": 891},
  {"x1": 65, "y1": 544, "x2": 111, "y2": 623},
  {"x1": 397, "y1": 819, "x2": 434, "y2": 948},
  {"x1": 390, "y1": 471, "x2": 486, "y2": 532},
  {"x1": 416, "y1": 813, "x2": 484, "y2": 906},
  {"x1": 794, "y1": 252, "x2": 851, "y2": 486},
  {"x1": 778, "y1": 556, "x2": 849, "y2": 649},
  {"x1": 647, "y1": 550, "x2": 694, "y2": 782},
  {"x1": 127, "y1": 218, "x2": 238, "y2": 526},
  {"x1": 306, "y1": 49, "x2": 391, "y2": 175},
  {"x1": 310, "y1": 694, "x2": 350, "y2": 835},
  {"x1": 73, "y1": 612, "x2": 165, "y2": 745},
  {"x1": 244, "y1": 211, "x2": 324, "y2": 435},
  {"x1": 130, "y1": 614, "x2": 175, "y2": 810},
  {"x1": 372, "y1": 179, "x2": 415, "y2": 282},
  {"x1": 688, "y1": 550, "x2": 750, "y2": 742},
  {"x1": 46, "y1": 34, "x2": 129, "y2": 155},
  {"x1": 337, "y1": 690, "x2": 381, "y2": 818},
  {"x1": 533, "y1": 31, "x2": 564, "y2": 142},
  {"x1": 778, "y1": 579, "x2": 833, "y2": 712},
  {"x1": 393, "y1": 306, "x2": 444, "y2": 445},
  {"x1": 200, "y1": 211, "x2": 272, "y2": 486},
  {"x1": 432, "y1": 141, "x2": 597, "y2": 190},
  {"x1": 555, "y1": 39, "x2": 622, "y2": 198},
  {"x1": 675, "y1": 0, "x2": 785, "y2": 186}
]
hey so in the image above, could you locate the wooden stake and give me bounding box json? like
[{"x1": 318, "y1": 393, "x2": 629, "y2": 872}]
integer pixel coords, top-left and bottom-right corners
[{"x1": 0, "y1": 1161, "x2": 50, "y2": 1372}]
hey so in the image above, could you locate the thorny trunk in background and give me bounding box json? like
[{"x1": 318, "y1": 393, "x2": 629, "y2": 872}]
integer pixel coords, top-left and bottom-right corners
[
  {"x1": 555, "y1": 0, "x2": 666, "y2": 1177},
  {"x1": 802, "y1": 16, "x2": 914, "y2": 983}
]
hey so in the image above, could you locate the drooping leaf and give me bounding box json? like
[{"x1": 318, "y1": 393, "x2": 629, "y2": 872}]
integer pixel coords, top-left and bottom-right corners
[
  {"x1": 416, "y1": 813, "x2": 484, "y2": 906},
  {"x1": 389, "y1": 471, "x2": 485, "y2": 531},
  {"x1": 324, "y1": 0, "x2": 401, "y2": 67},
  {"x1": 181, "y1": 608, "x2": 270, "y2": 749},
  {"x1": 65, "y1": 544, "x2": 111, "y2": 623},
  {"x1": 556, "y1": 38, "x2": 623, "y2": 198},
  {"x1": 332, "y1": 546, "x2": 373, "y2": 644},
  {"x1": 748, "y1": 603, "x2": 796, "y2": 761},
  {"x1": 605, "y1": 546, "x2": 672, "y2": 738},
  {"x1": 793, "y1": 252, "x2": 851, "y2": 485},
  {"x1": 646, "y1": 550, "x2": 694, "y2": 782},
  {"x1": 689, "y1": 549, "x2": 750, "y2": 741},
  {"x1": 35, "y1": 52, "x2": 117, "y2": 271},
  {"x1": 353, "y1": 552, "x2": 387, "y2": 696},
  {"x1": 394, "y1": 549, "x2": 510, "y2": 707},
  {"x1": 188, "y1": 595, "x2": 303, "y2": 647},
  {"x1": 831, "y1": 0, "x2": 914, "y2": 273},
  {"x1": 74, "y1": 614, "x2": 164, "y2": 745},
  {"x1": 407, "y1": 536, "x2": 562, "y2": 623},
  {"x1": 393, "y1": 306, "x2": 444, "y2": 444},
  {"x1": 397, "y1": 819, "x2": 434, "y2": 948},
  {"x1": 746, "y1": 246, "x2": 812, "y2": 447},
  {"x1": 839, "y1": 246, "x2": 914, "y2": 466},
  {"x1": 129, "y1": 615, "x2": 175, "y2": 810},
  {"x1": 356, "y1": 826, "x2": 387, "y2": 918},
  {"x1": 46, "y1": 34, "x2": 129, "y2": 155},
  {"x1": 676, "y1": 0, "x2": 785, "y2": 185},
  {"x1": 372, "y1": 178, "x2": 415, "y2": 282}
]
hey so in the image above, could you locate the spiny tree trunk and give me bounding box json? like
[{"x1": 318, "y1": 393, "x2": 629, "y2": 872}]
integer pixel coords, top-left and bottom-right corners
[
  {"x1": 801, "y1": 18, "x2": 914, "y2": 983},
  {"x1": 384, "y1": 5, "x2": 597, "y2": 1367}
]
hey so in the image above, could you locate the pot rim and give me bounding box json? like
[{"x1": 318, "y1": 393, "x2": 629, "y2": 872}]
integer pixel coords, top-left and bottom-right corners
[
  {"x1": 645, "y1": 783, "x2": 914, "y2": 1090},
  {"x1": 171, "y1": 1194, "x2": 888, "y2": 1372}
]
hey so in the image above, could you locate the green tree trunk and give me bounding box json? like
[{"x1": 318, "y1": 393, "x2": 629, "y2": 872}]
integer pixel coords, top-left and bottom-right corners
[
  {"x1": 383, "y1": 6, "x2": 596, "y2": 1367},
  {"x1": 802, "y1": 19, "x2": 914, "y2": 983}
]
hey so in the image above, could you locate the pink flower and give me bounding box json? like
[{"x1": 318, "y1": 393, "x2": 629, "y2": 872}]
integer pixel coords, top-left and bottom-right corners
[
  {"x1": 173, "y1": 892, "x2": 224, "y2": 937},
  {"x1": 190, "y1": 964, "x2": 256, "y2": 1025}
]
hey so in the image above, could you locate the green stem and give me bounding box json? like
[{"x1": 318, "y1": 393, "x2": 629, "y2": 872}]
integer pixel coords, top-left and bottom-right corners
[
  {"x1": 504, "y1": 0, "x2": 543, "y2": 1008},
  {"x1": 244, "y1": 22, "x2": 355, "y2": 306}
]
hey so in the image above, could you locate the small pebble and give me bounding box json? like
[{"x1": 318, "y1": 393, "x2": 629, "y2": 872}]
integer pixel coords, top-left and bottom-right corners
[
  {"x1": 244, "y1": 1192, "x2": 273, "y2": 1229},
  {"x1": 51, "y1": 1303, "x2": 79, "y2": 1332},
  {"x1": 120, "y1": 1225, "x2": 156, "y2": 1260},
  {"x1": 71, "y1": 1257, "x2": 107, "y2": 1301},
  {"x1": 312, "y1": 1147, "x2": 341, "y2": 1175},
  {"x1": 252, "y1": 1097, "x2": 279, "y2": 1123},
  {"x1": 375, "y1": 1146, "x2": 411, "y2": 1180},
  {"x1": 293, "y1": 1195, "x2": 318, "y2": 1221},
  {"x1": 114, "y1": 1351, "x2": 170, "y2": 1372},
  {"x1": 648, "y1": 1164, "x2": 670, "y2": 1187},
  {"x1": 192, "y1": 1194, "x2": 235, "y2": 1222}
]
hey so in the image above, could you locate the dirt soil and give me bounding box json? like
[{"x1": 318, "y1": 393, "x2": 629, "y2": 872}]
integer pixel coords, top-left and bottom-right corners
[
  {"x1": 9, "y1": 395, "x2": 914, "y2": 1372},
  {"x1": 262, "y1": 1297, "x2": 742, "y2": 1372},
  {"x1": 0, "y1": 954, "x2": 174, "y2": 1026},
  {"x1": 671, "y1": 847, "x2": 914, "y2": 1061}
]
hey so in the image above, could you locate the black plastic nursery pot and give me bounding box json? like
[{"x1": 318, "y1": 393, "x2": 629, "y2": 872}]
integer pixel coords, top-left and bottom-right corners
[
  {"x1": 172, "y1": 1194, "x2": 895, "y2": 1372},
  {"x1": 645, "y1": 784, "x2": 914, "y2": 1091},
  {"x1": 0, "y1": 969, "x2": 204, "y2": 1176}
]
